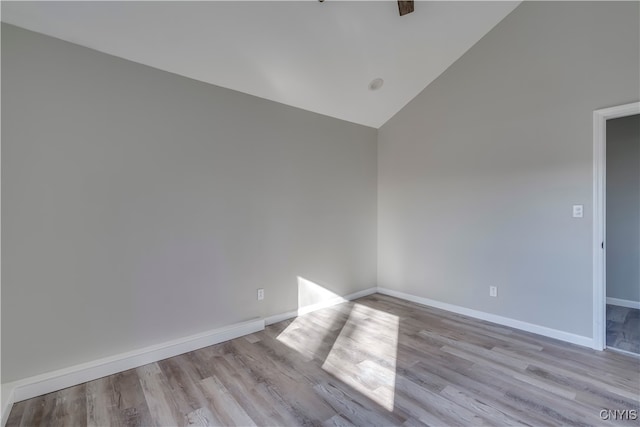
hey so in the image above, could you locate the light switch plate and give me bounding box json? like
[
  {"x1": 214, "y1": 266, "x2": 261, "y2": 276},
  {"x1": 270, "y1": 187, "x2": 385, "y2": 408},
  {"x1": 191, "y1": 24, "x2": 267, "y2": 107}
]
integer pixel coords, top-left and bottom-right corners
[{"x1": 572, "y1": 205, "x2": 583, "y2": 218}]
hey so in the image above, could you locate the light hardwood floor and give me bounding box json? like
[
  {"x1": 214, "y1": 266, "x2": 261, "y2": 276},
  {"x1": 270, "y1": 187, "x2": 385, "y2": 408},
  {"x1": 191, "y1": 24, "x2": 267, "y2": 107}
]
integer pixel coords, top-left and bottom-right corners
[{"x1": 7, "y1": 294, "x2": 640, "y2": 426}]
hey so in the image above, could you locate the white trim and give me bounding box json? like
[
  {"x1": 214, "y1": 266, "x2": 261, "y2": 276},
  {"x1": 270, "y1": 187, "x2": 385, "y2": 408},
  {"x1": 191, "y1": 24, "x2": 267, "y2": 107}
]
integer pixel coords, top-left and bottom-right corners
[
  {"x1": 264, "y1": 287, "x2": 378, "y2": 326},
  {"x1": 1, "y1": 386, "x2": 14, "y2": 427},
  {"x1": 265, "y1": 310, "x2": 299, "y2": 326},
  {"x1": 0, "y1": 286, "x2": 378, "y2": 423},
  {"x1": 606, "y1": 297, "x2": 640, "y2": 310},
  {"x1": 377, "y1": 287, "x2": 594, "y2": 348},
  {"x1": 593, "y1": 102, "x2": 640, "y2": 351},
  {"x1": 297, "y1": 287, "x2": 377, "y2": 316},
  {"x1": 606, "y1": 347, "x2": 640, "y2": 358},
  {"x1": 0, "y1": 317, "x2": 264, "y2": 422}
]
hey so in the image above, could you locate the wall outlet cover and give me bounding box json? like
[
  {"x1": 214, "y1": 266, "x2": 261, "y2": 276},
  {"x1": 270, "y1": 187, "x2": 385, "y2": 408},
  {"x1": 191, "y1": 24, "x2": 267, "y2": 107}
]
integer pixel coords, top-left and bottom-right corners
[{"x1": 572, "y1": 205, "x2": 583, "y2": 218}]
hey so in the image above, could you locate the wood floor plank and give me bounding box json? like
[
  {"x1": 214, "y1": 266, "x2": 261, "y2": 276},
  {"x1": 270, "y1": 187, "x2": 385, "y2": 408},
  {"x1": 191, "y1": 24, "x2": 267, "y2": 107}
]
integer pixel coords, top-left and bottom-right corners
[
  {"x1": 6, "y1": 294, "x2": 640, "y2": 427},
  {"x1": 410, "y1": 359, "x2": 547, "y2": 425},
  {"x1": 229, "y1": 338, "x2": 336, "y2": 424},
  {"x1": 208, "y1": 355, "x2": 289, "y2": 426},
  {"x1": 49, "y1": 384, "x2": 86, "y2": 427},
  {"x1": 439, "y1": 385, "x2": 528, "y2": 426},
  {"x1": 401, "y1": 416, "x2": 429, "y2": 427},
  {"x1": 86, "y1": 377, "x2": 118, "y2": 427},
  {"x1": 322, "y1": 414, "x2": 357, "y2": 427},
  {"x1": 157, "y1": 356, "x2": 213, "y2": 421},
  {"x1": 313, "y1": 380, "x2": 406, "y2": 426},
  {"x1": 392, "y1": 371, "x2": 486, "y2": 426},
  {"x1": 198, "y1": 376, "x2": 257, "y2": 426},
  {"x1": 216, "y1": 341, "x2": 310, "y2": 425},
  {"x1": 494, "y1": 346, "x2": 640, "y2": 394},
  {"x1": 214, "y1": 347, "x2": 311, "y2": 426},
  {"x1": 392, "y1": 393, "x2": 450, "y2": 426},
  {"x1": 15, "y1": 396, "x2": 45, "y2": 427},
  {"x1": 26, "y1": 392, "x2": 57, "y2": 427},
  {"x1": 186, "y1": 407, "x2": 218, "y2": 426},
  {"x1": 6, "y1": 400, "x2": 27, "y2": 427},
  {"x1": 137, "y1": 363, "x2": 183, "y2": 426},
  {"x1": 112, "y1": 368, "x2": 153, "y2": 426},
  {"x1": 468, "y1": 363, "x2": 602, "y2": 426}
]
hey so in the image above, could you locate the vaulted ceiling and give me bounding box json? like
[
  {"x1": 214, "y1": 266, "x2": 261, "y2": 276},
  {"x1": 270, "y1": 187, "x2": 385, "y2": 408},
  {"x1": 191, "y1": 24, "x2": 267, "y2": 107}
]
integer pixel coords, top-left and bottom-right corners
[{"x1": 2, "y1": 1, "x2": 520, "y2": 128}]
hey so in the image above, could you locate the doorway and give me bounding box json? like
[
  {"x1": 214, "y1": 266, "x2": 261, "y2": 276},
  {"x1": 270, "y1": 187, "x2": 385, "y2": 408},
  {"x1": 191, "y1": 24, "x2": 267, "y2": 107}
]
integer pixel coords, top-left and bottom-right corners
[
  {"x1": 593, "y1": 102, "x2": 640, "y2": 352},
  {"x1": 605, "y1": 114, "x2": 640, "y2": 354}
]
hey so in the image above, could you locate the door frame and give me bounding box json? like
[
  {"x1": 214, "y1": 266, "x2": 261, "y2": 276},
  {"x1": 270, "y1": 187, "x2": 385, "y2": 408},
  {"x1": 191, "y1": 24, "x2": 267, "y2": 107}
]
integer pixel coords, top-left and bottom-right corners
[{"x1": 592, "y1": 101, "x2": 640, "y2": 350}]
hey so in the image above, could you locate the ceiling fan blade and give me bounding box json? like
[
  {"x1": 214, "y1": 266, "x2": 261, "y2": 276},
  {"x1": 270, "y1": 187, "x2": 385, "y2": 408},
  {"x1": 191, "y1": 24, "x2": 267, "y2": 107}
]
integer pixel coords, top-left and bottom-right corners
[{"x1": 398, "y1": 0, "x2": 414, "y2": 16}]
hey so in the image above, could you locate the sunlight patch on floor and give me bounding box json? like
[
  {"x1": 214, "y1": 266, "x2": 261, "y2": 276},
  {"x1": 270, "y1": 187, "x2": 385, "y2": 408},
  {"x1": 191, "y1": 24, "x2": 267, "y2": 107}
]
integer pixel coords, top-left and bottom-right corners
[
  {"x1": 275, "y1": 313, "x2": 341, "y2": 361},
  {"x1": 273, "y1": 277, "x2": 400, "y2": 411},
  {"x1": 275, "y1": 277, "x2": 348, "y2": 360},
  {"x1": 321, "y1": 303, "x2": 399, "y2": 411}
]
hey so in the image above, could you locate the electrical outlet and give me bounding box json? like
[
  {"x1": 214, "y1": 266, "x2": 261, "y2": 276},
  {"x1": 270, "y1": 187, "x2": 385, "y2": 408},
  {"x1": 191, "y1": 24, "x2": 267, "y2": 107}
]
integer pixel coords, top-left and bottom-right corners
[
  {"x1": 489, "y1": 286, "x2": 498, "y2": 297},
  {"x1": 257, "y1": 288, "x2": 264, "y2": 301},
  {"x1": 572, "y1": 205, "x2": 583, "y2": 218}
]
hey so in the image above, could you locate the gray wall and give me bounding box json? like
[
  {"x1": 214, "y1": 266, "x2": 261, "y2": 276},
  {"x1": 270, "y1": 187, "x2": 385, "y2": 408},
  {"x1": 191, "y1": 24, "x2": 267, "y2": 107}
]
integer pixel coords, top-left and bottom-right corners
[
  {"x1": 2, "y1": 24, "x2": 377, "y2": 383},
  {"x1": 378, "y1": 2, "x2": 639, "y2": 337},
  {"x1": 606, "y1": 115, "x2": 640, "y2": 303}
]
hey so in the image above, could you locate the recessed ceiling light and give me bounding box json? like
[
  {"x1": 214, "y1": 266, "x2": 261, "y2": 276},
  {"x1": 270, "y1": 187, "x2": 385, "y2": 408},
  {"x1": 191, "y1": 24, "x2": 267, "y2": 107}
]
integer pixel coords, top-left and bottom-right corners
[{"x1": 369, "y1": 78, "x2": 384, "y2": 91}]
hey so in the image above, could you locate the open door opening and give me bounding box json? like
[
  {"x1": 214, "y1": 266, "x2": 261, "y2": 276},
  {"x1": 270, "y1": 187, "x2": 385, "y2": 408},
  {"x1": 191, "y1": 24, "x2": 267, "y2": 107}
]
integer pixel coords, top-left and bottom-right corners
[{"x1": 592, "y1": 102, "x2": 640, "y2": 353}]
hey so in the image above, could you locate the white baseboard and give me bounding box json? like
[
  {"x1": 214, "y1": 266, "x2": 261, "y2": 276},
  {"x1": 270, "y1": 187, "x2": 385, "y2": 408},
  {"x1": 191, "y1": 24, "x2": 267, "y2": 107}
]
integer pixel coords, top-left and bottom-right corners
[
  {"x1": 376, "y1": 287, "x2": 594, "y2": 349},
  {"x1": 265, "y1": 309, "x2": 299, "y2": 326},
  {"x1": 1, "y1": 317, "x2": 264, "y2": 424},
  {"x1": 1, "y1": 385, "x2": 15, "y2": 427},
  {"x1": 1, "y1": 286, "x2": 379, "y2": 425},
  {"x1": 606, "y1": 346, "x2": 640, "y2": 358},
  {"x1": 606, "y1": 297, "x2": 640, "y2": 310},
  {"x1": 4, "y1": 284, "x2": 595, "y2": 424},
  {"x1": 297, "y1": 287, "x2": 378, "y2": 316},
  {"x1": 264, "y1": 287, "x2": 377, "y2": 325}
]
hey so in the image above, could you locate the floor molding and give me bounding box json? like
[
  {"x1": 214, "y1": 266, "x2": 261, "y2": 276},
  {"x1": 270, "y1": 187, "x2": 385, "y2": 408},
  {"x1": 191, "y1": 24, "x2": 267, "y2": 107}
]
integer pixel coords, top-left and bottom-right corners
[
  {"x1": 606, "y1": 297, "x2": 640, "y2": 310},
  {"x1": 377, "y1": 287, "x2": 595, "y2": 349},
  {"x1": 2, "y1": 286, "x2": 378, "y2": 423},
  {"x1": 606, "y1": 346, "x2": 640, "y2": 358},
  {"x1": 1, "y1": 317, "x2": 264, "y2": 424},
  {"x1": 10, "y1": 291, "x2": 636, "y2": 426},
  {"x1": 2, "y1": 285, "x2": 596, "y2": 423},
  {"x1": 265, "y1": 309, "x2": 299, "y2": 326},
  {"x1": 1, "y1": 386, "x2": 15, "y2": 427},
  {"x1": 264, "y1": 287, "x2": 377, "y2": 325}
]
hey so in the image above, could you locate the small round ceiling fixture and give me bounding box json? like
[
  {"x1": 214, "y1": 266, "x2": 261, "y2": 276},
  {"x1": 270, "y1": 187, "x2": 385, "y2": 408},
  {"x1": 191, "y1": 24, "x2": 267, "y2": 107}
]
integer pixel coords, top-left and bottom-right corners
[{"x1": 369, "y1": 78, "x2": 384, "y2": 91}]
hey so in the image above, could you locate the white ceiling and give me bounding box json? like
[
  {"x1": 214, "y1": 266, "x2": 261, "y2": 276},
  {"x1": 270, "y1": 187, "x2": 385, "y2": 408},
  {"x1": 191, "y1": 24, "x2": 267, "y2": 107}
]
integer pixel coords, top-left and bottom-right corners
[{"x1": 2, "y1": 1, "x2": 520, "y2": 128}]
